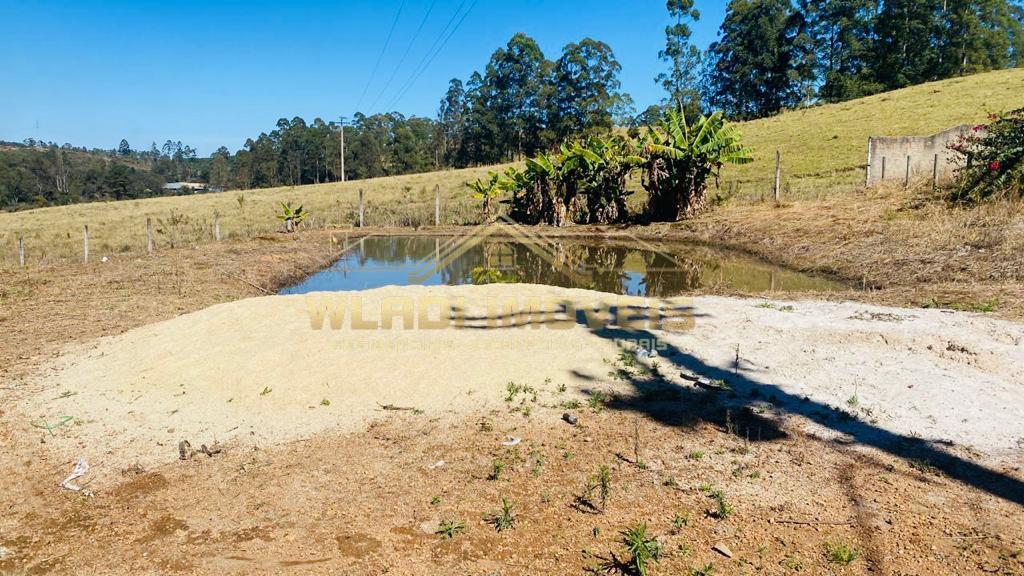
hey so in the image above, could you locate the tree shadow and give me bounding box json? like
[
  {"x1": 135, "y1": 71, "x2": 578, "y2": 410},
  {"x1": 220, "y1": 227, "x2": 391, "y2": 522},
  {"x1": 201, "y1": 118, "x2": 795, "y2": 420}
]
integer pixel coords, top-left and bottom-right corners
[{"x1": 454, "y1": 300, "x2": 1024, "y2": 507}]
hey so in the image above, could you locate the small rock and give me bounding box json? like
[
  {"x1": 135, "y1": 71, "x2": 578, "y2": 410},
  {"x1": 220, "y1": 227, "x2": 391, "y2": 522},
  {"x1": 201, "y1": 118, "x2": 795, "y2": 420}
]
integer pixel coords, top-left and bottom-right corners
[
  {"x1": 712, "y1": 543, "x2": 734, "y2": 558},
  {"x1": 562, "y1": 413, "x2": 578, "y2": 426}
]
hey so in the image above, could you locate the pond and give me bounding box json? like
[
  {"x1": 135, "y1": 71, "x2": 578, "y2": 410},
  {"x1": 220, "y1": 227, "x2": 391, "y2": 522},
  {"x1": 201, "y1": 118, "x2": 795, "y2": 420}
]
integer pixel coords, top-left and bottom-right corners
[{"x1": 280, "y1": 235, "x2": 848, "y2": 296}]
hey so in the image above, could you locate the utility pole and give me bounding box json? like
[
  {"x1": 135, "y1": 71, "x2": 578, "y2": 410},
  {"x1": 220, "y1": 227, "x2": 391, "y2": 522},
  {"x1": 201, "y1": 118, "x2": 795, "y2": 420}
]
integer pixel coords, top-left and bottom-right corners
[{"x1": 338, "y1": 116, "x2": 347, "y2": 183}]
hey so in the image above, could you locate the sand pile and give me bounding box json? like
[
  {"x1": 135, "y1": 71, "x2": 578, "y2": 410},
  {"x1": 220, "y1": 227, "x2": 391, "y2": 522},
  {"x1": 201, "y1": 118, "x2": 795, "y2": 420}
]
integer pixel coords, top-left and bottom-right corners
[{"x1": 15, "y1": 284, "x2": 1024, "y2": 482}]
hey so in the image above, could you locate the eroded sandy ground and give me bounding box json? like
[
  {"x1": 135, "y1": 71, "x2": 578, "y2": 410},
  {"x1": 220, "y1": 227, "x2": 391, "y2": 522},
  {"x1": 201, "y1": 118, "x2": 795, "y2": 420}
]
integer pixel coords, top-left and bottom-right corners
[{"x1": 2, "y1": 284, "x2": 1023, "y2": 574}]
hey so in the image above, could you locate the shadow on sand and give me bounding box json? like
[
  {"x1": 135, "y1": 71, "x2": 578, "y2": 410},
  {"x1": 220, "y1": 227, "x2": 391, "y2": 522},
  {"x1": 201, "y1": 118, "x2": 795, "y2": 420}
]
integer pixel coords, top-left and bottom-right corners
[{"x1": 453, "y1": 301, "x2": 1024, "y2": 508}]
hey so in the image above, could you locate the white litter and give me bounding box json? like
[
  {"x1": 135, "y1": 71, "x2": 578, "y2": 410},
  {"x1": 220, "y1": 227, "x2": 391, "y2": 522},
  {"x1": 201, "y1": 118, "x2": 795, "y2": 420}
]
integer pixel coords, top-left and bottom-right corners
[
  {"x1": 501, "y1": 437, "x2": 521, "y2": 446},
  {"x1": 59, "y1": 458, "x2": 93, "y2": 495},
  {"x1": 100, "y1": 256, "x2": 109, "y2": 263},
  {"x1": 428, "y1": 460, "x2": 445, "y2": 469}
]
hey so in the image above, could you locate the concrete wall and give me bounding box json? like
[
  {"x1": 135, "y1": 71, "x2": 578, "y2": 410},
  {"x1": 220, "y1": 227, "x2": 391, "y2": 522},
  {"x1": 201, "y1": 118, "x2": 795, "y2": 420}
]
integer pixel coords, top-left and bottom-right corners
[{"x1": 866, "y1": 125, "x2": 972, "y2": 185}]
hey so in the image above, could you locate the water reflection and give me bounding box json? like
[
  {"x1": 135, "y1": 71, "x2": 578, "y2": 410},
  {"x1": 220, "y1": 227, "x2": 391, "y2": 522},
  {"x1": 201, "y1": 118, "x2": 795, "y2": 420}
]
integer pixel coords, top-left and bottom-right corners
[{"x1": 280, "y1": 236, "x2": 847, "y2": 296}]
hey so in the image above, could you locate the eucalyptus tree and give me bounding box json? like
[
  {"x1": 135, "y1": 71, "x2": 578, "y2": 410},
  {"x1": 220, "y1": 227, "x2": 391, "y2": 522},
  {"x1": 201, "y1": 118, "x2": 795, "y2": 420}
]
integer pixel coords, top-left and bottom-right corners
[
  {"x1": 800, "y1": 0, "x2": 880, "y2": 102},
  {"x1": 438, "y1": 79, "x2": 468, "y2": 167},
  {"x1": 548, "y1": 38, "x2": 634, "y2": 142},
  {"x1": 657, "y1": 0, "x2": 703, "y2": 117},
  {"x1": 705, "y1": 0, "x2": 816, "y2": 119}
]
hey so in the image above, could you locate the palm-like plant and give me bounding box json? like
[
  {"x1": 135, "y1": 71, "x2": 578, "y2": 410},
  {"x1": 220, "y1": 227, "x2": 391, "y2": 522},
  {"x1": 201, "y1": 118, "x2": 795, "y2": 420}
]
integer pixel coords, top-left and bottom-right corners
[
  {"x1": 276, "y1": 202, "x2": 308, "y2": 232},
  {"x1": 641, "y1": 107, "x2": 752, "y2": 221},
  {"x1": 466, "y1": 172, "x2": 504, "y2": 222}
]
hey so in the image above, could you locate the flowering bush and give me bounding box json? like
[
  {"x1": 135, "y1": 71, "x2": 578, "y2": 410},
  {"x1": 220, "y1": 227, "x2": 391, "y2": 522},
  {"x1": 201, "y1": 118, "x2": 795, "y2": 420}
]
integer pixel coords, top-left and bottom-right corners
[{"x1": 949, "y1": 109, "x2": 1023, "y2": 202}]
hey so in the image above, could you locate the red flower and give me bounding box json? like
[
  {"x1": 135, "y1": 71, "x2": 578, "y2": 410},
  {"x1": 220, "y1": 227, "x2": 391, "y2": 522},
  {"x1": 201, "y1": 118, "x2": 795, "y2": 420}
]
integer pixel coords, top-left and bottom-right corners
[{"x1": 989, "y1": 161, "x2": 1001, "y2": 172}]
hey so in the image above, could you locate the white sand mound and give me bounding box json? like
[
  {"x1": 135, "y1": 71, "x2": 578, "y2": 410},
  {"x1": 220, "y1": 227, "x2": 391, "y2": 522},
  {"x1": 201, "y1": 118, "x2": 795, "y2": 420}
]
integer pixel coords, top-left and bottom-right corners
[{"x1": 17, "y1": 284, "x2": 1024, "y2": 481}]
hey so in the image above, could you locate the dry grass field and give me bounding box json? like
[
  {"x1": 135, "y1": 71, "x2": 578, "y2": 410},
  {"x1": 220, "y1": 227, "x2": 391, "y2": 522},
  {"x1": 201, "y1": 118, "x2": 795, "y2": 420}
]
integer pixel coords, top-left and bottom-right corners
[{"x1": 2, "y1": 68, "x2": 1021, "y2": 267}]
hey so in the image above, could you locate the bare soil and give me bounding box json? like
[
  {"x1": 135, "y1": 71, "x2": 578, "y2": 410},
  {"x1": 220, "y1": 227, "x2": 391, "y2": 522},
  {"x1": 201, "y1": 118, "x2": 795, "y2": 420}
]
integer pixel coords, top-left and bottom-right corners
[{"x1": 2, "y1": 220, "x2": 1023, "y2": 576}]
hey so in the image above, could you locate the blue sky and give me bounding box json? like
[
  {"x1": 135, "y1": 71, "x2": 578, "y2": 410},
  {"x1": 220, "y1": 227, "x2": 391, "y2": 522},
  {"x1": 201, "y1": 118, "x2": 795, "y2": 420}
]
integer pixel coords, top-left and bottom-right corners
[{"x1": 0, "y1": 1, "x2": 727, "y2": 155}]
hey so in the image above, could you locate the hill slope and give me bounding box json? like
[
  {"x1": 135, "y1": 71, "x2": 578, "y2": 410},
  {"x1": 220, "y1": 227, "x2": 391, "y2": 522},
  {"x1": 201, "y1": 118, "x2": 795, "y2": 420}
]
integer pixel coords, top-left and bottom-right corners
[
  {"x1": 725, "y1": 67, "x2": 1024, "y2": 198},
  {"x1": 1, "y1": 68, "x2": 1022, "y2": 265}
]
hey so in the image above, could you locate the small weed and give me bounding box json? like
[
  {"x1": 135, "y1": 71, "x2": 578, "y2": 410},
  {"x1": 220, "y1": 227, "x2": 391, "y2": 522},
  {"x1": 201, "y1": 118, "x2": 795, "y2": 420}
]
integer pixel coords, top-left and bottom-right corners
[
  {"x1": 578, "y1": 465, "x2": 612, "y2": 512},
  {"x1": 688, "y1": 450, "x2": 705, "y2": 461},
  {"x1": 621, "y1": 523, "x2": 661, "y2": 576},
  {"x1": 592, "y1": 526, "x2": 601, "y2": 537},
  {"x1": 557, "y1": 382, "x2": 567, "y2": 394},
  {"x1": 488, "y1": 458, "x2": 506, "y2": 481},
  {"x1": 781, "y1": 555, "x2": 804, "y2": 571},
  {"x1": 909, "y1": 458, "x2": 941, "y2": 475},
  {"x1": 846, "y1": 394, "x2": 859, "y2": 408},
  {"x1": 756, "y1": 302, "x2": 795, "y2": 312},
  {"x1": 595, "y1": 465, "x2": 612, "y2": 509},
  {"x1": 489, "y1": 498, "x2": 515, "y2": 532},
  {"x1": 436, "y1": 519, "x2": 465, "y2": 539},
  {"x1": 689, "y1": 563, "x2": 716, "y2": 576},
  {"x1": 478, "y1": 418, "x2": 493, "y2": 432},
  {"x1": 671, "y1": 512, "x2": 690, "y2": 532},
  {"x1": 259, "y1": 386, "x2": 272, "y2": 396},
  {"x1": 698, "y1": 482, "x2": 713, "y2": 493},
  {"x1": 430, "y1": 495, "x2": 441, "y2": 505},
  {"x1": 560, "y1": 399, "x2": 582, "y2": 410},
  {"x1": 618, "y1": 349, "x2": 640, "y2": 369},
  {"x1": 709, "y1": 489, "x2": 733, "y2": 519},
  {"x1": 663, "y1": 477, "x2": 678, "y2": 488},
  {"x1": 319, "y1": 398, "x2": 331, "y2": 406},
  {"x1": 824, "y1": 542, "x2": 859, "y2": 565},
  {"x1": 531, "y1": 451, "x2": 546, "y2": 476},
  {"x1": 588, "y1": 390, "x2": 611, "y2": 413}
]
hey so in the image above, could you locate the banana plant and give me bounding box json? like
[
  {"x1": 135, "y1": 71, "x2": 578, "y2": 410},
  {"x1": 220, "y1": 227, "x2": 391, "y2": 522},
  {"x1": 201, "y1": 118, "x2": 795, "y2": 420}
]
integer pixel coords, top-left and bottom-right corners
[
  {"x1": 641, "y1": 106, "x2": 753, "y2": 221},
  {"x1": 466, "y1": 171, "x2": 504, "y2": 222},
  {"x1": 276, "y1": 201, "x2": 308, "y2": 232}
]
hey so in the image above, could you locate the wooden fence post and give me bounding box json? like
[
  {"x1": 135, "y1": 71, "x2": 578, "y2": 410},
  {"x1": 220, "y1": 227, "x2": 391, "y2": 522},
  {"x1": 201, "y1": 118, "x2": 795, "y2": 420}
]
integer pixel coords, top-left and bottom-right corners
[
  {"x1": 435, "y1": 185, "x2": 441, "y2": 227},
  {"x1": 932, "y1": 153, "x2": 939, "y2": 188},
  {"x1": 881, "y1": 156, "x2": 887, "y2": 180},
  {"x1": 83, "y1": 224, "x2": 90, "y2": 263},
  {"x1": 358, "y1": 189, "x2": 365, "y2": 228},
  {"x1": 865, "y1": 138, "x2": 872, "y2": 186},
  {"x1": 146, "y1": 217, "x2": 154, "y2": 253},
  {"x1": 18, "y1": 235, "x2": 25, "y2": 267},
  {"x1": 773, "y1": 150, "x2": 782, "y2": 202},
  {"x1": 904, "y1": 155, "x2": 912, "y2": 187},
  {"x1": 214, "y1": 213, "x2": 222, "y2": 241}
]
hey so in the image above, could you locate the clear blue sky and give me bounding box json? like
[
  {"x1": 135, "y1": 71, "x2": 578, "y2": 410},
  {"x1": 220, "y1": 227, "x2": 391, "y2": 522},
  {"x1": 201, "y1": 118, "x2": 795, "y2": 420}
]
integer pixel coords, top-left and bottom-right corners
[{"x1": 0, "y1": 1, "x2": 727, "y2": 156}]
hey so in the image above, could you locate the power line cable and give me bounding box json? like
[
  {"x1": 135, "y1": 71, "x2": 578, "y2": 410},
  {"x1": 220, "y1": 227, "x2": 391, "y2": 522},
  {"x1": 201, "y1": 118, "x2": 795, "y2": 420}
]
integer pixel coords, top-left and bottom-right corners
[
  {"x1": 385, "y1": 0, "x2": 479, "y2": 112},
  {"x1": 379, "y1": 0, "x2": 472, "y2": 111},
  {"x1": 355, "y1": 0, "x2": 408, "y2": 112},
  {"x1": 367, "y1": 0, "x2": 440, "y2": 113}
]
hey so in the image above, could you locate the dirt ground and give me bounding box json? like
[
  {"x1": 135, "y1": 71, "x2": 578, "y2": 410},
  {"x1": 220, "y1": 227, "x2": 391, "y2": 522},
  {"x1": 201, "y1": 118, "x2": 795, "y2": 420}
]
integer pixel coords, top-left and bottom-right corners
[{"x1": 2, "y1": 229, "x2": 1023, "y2": 576}]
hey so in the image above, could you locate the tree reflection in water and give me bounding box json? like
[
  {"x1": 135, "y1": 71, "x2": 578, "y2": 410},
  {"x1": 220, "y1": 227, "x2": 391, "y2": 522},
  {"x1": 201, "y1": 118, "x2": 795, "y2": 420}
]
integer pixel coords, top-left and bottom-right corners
[{"x1": 281, "y1": 236, "x2": 847, "y2": 296}]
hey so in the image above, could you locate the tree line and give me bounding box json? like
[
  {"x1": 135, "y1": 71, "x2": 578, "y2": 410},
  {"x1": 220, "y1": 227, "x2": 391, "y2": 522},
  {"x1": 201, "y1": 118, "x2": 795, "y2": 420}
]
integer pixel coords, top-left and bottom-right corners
[
  {"x1": 0, "y1": 140, "x2": 206, "y2": 208},
  {"x1": 696, "y1": 0, "x2": 1024, "y2": 120}
]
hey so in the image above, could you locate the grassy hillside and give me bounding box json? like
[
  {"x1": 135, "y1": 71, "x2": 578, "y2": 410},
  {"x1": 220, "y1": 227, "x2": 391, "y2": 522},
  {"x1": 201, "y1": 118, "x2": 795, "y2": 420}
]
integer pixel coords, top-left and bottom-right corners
[
  {"x1": 1, "y1": 68, "x2": 1022, "y2": 266},
  {"x1": 724, "y1": 68, "x2": 1024, "y2": 199}
]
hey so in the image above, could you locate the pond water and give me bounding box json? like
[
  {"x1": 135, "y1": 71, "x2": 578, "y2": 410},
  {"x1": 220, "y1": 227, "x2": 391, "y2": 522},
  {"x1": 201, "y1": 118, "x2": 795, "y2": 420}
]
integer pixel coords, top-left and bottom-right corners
[{"x1": 280, "y1": 235, "x2": 848, "y2": 296}]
